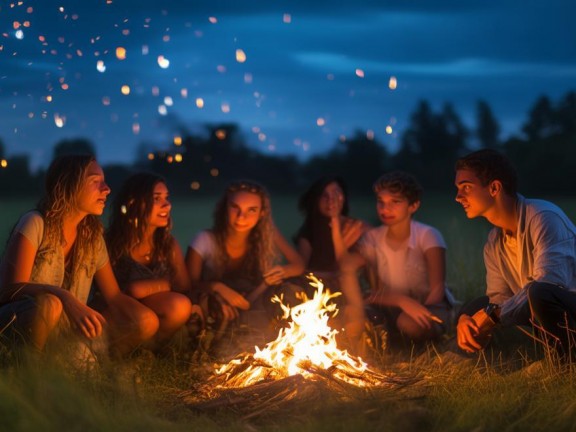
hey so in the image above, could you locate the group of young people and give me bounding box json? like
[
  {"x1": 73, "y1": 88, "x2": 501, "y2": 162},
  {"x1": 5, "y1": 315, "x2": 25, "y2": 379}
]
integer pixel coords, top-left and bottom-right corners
[{"x1": 0, "y1": 148, "x2": 575, "y2": 367}]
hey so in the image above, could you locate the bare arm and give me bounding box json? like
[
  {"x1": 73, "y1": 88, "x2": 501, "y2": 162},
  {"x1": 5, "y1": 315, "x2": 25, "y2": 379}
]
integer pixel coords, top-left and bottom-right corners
[
  {"x1": 262, "y1": 226, "x2": 305, "y2": 286},
  {"x1": 296, "y1": 237, "x2": 312, "y2": 268},
  {"x1": 169, "y1": 237, "x2": 192, "y2": 293},
  {"x1": 423, "y1": 246, "x2": 446, "y2": 305},
  {"x1": 185, "y1": 246, "x2": 249, "y2": 318},
  {"x1": 123, "y1": 279, "x2": 171, "y2": 299},
  {"x1": 1, "y1": 232, "x2": 106, "y2": 339}
]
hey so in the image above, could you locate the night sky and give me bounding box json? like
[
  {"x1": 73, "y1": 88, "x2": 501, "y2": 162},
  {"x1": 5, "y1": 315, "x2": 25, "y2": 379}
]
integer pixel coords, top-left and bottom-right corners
[{"x1": 1, "y1": 0, "x2": 575, "y2": 170}]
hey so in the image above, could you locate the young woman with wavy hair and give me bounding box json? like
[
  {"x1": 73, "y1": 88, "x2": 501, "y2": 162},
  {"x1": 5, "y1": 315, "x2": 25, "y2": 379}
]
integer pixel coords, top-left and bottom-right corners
[
  {"x1": 0, "y1": 155, "x2": 157, "y2": 359},
  {"x1": 106, "y1": 172, "x2": 196, "y2": 351},
  {"x1": 185, "y1": 180, "x2": 304, "y2": 337}
]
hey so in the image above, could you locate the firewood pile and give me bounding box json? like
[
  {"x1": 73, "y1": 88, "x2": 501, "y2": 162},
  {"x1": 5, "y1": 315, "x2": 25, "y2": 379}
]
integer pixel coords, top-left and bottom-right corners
[{"x1": 181, "y1": 354, "x2": 421, "y2": 421}]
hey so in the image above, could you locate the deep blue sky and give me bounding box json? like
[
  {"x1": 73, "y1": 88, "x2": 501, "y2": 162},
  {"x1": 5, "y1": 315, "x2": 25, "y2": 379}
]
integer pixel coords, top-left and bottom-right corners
[{"x1": 1, "y1": 0, "x2": 575, "y2": 170}]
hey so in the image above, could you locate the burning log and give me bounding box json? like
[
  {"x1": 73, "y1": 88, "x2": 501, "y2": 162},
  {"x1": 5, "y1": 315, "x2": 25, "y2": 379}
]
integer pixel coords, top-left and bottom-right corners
[{"x1": 182, "y1": 275, "x2": 421, "y2": 419}]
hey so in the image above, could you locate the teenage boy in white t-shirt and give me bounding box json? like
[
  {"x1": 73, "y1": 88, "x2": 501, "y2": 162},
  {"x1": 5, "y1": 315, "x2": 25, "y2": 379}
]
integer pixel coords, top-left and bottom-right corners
[{"x1": 339, "y1": 171, "x2": 452, "y2": 350}]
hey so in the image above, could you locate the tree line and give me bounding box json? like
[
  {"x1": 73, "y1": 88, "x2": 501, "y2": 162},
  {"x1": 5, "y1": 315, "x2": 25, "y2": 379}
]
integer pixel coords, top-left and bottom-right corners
[{"x1": 1, "y1": 91, "x2": 575, "y2": 198}]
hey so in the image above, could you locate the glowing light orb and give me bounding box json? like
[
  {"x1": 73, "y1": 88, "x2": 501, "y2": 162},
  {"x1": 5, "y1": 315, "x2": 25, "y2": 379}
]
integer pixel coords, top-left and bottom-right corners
[
  {"x1": 157, "y1": 55, "x2": 170, "y2": 69},
  {"x1": 116, "y1": 47, "x2": 126, "y2": 60},
  {"x1": 96, "y1": 60, "x2": 106, "y2": 72},
  {"x1": 235, "y1": 49, "x2": 246, "y2": 63}
]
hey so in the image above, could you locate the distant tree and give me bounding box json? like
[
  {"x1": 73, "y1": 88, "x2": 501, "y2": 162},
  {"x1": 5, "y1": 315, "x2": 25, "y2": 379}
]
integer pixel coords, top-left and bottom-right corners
[
  {"x1": 556, "y1": 91, "x2": 576, "y2": 136},
  {"x1": 476, "y1": 100, "x2": 500, "y2": 149},
  {"x1": 505, "y1": 90, "x2": 576, "y2": 194},
  {"x1": 0, "y1": 154, "x2": 40, "y2": 197},
  {"x1": 52, "y1": 138, "x2": 96, "y2": 160},
  {"x1": 303, "y1": 131, "x2": 390, "y2": 194},
  {"x1": 521, "y1": 95, "x2": 557, "y2": 141},
  {"x1": 396, "y1": 100, "x2": 467, "y2": 190},
  {"x1": 0, "y1": 138, "x2": 5, "y2": 159}
]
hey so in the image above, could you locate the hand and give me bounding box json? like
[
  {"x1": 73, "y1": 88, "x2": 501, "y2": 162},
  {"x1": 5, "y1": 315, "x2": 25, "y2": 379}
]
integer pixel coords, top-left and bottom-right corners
[
  {"x1": 341, "y1": 219, "x2": 364, "y2": 248},
  {"x1": 62, "y1": 294, "x2": 106, "y2": 339},
  {"x1": 397, "y1": 296, "x2": 436, "y2": 330},
  {"x1": 457, "y1": 313, "x2": 483, "y2": 353},
  {"x1": 212, "y1": 283, "x2": 250, "y2": 310},
  {"x1": 263, "y1": 266, "x2": 286, "y2": 286}
]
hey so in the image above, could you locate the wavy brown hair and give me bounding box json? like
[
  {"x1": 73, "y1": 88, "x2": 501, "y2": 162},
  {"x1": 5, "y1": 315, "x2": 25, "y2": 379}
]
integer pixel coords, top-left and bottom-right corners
[
  {"x1": 37, "y1": 154, "x2": 103, "y2": 288},
  {"x1": 211, "y1": 180, "x2": 277, "y2": 280},
  {"x1": 106, "y1": 172, "x2": 175, "y2": 277}
]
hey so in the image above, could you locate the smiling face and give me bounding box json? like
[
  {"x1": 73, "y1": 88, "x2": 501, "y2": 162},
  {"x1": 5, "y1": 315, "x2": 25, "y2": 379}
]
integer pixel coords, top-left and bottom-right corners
[
  {"x1": 148, "y1": 181, "x2": 171, "y2": 228},
  {"x1": 376, "y1": 189, "x2": 419, "y2": 227},
  {"x1": 76, "y1": 161, "x2": 110, "y2": 216},
  {"x1": 454, "y1": 169, "x2": 495, "y2": 219},
  {"x1": 227, "y1": 190, "x2": 263, "y2": 233},
  {"x1": 318, "y1": 181, "x2": 345, "y2": 218}
]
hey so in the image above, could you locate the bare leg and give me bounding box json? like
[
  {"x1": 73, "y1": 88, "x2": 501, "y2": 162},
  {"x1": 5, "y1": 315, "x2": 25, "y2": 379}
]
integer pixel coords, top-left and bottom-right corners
[
  {"x1": 139, "y1": 292, "x2": 192, "y2": 347},
  {"x1": 30, "y1": 294, "x2": 63, "y2": 351},
  {"x1": 103, "y1": 297, "x2": 159, "y2": 358}
]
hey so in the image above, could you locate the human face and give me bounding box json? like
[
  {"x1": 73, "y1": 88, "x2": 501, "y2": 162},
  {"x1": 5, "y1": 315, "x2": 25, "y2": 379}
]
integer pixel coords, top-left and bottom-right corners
[
  {"x1": 227, "y1": 191, "x2": 262, "y2": 233},
  {"x1": 376, "y1": 190, "x2": 418, "y2": 227},
  {"x1": 148, "y1": 182, "x2": 171, "y2": 228},
  {"x1": 318, "y1": 182, "x2": 345, "y2": 218},
  {"x1": 76, "y1": 161, "x2": 110, "y2": 216},
  {"x1": 454, "y1": 169, "x2": 494, "y2": 219}
]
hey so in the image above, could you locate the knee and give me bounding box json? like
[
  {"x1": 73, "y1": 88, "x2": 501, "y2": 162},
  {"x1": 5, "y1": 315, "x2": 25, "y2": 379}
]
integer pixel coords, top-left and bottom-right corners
[
  {"x1": 36, "y1": 293, "x2": 63, "y2": 322},
  {"x1": 133, "y1": 306, "x2": 160, "y2": 341},
  {"x1": 165, "y1": 293, "x2": 192, "y2": 323}
]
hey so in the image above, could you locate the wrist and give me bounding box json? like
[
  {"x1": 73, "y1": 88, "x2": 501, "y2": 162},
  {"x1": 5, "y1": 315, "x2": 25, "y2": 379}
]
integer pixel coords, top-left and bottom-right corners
[{"x1": 485, "y1": 303, "x2": 501, "y2": 323}]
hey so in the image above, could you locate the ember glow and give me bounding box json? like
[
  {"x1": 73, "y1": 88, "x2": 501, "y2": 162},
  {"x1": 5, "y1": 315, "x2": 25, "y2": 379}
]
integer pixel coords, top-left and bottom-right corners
[{"x1": 215, "y1": 275, "x2": 380, "y2": 388}]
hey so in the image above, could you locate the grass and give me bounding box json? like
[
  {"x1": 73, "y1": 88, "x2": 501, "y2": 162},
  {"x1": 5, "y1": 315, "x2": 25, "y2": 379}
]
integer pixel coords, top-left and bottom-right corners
[{"x1": 1, "y1": 194, "x2": 576, "y2": 431}]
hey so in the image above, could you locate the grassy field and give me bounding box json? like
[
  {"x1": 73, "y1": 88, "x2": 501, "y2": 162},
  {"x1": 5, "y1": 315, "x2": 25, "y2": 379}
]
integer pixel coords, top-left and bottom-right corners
[{"x1": 1, "y1": 194, "x2": 576, "y2": 431}]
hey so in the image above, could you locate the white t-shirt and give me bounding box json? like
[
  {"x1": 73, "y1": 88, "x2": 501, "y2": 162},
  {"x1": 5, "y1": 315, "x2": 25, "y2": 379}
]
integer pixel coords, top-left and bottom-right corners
[{"x1": 357, "y1": 220, "x2": 446, "y2": 303}]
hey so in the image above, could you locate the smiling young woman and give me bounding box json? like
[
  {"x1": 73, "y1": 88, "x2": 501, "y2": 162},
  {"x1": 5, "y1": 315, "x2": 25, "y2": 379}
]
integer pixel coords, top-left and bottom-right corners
[
  {"x1": 105, "y1": 172, "x2": 198, "y2": 353},
  {"x1": 185, "y1": 179, "x2": 305, "y2": 344}
]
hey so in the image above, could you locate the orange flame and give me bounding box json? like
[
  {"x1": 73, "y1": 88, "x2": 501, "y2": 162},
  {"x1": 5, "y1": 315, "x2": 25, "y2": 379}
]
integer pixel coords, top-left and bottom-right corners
[{"x1": 215, "y1": 275, "x2": 377, "y2": 388}]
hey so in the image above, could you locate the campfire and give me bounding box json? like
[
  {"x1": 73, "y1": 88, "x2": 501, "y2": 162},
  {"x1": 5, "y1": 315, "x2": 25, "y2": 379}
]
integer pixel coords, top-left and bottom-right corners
[
  {"x1": 182, "y1": 275, "x2": 418, "y2": 420},
  {"x1": 214, "y1": 274, "x2": 387, "y2": 388}
]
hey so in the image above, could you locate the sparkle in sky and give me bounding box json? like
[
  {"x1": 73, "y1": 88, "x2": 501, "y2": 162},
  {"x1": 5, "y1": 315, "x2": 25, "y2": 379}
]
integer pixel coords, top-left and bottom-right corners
[{"x1": 1, "y1": 0, "x2": 575, "y2": 169}]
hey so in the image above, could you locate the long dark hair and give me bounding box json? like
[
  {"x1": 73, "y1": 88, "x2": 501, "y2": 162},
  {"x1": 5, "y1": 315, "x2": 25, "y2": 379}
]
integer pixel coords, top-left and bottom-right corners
[
  {"x1": 295, "y1": 176, "x2": 350, "y2": 270},
  {"x1": 106, "y1": 172, "x2": 175, "y2": 276}
]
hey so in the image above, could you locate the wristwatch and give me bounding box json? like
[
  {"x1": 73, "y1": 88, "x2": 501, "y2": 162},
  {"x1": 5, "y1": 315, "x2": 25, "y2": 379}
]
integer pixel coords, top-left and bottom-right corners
[{"x1": 484, "y1": 303, "x2": 500, "y2": 323}]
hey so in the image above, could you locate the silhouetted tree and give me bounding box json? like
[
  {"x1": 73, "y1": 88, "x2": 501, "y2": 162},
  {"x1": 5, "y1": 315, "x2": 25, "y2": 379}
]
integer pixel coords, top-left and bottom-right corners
[
  {"x1": 476, "y1": 100, "x2": 500, "y2": 149},
  {"x1": 521, "y1": 95, "x2": 557, "y2": 141},
  {"x1": 53, "y1": 138, "x2": 96, "y2": 160},
  {"x1": 396, "y1": 100, "x2": 467, "y2": 190},
  {"x1": 0, "y1": 154, "x2": 40, "y2": 197},
  {"x1": 303, "y1": 131, "x2": 390, "y2": 194}
]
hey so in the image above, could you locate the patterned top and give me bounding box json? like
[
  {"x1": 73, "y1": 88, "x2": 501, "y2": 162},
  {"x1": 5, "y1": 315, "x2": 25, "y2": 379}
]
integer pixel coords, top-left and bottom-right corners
[{"x1": 0, "y1": 211, "x2": 108, "y2": 305}]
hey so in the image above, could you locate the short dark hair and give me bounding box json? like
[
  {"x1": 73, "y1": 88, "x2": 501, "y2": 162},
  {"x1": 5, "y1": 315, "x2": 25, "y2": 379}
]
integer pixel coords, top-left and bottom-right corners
[
  {"x1": 373, "y1": 170, "x2": 423, "y2": 204},
  {"x1": 455, "y1": 149, "x2": 518, "y2": 196}
]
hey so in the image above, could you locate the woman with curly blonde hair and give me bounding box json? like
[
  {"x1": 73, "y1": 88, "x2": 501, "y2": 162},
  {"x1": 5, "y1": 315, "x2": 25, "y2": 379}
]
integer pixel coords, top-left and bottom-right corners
[
  {"x1": 186, "y1": 180, "x2": 304, "y2": 334},
  {"x1": 0, "y1": 155, "x2": 157, "y2": 359},
  {"x1": 106, "y1": 172, "x2": 197, "y2": 351}
]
